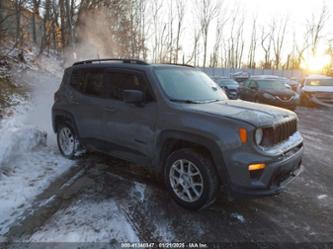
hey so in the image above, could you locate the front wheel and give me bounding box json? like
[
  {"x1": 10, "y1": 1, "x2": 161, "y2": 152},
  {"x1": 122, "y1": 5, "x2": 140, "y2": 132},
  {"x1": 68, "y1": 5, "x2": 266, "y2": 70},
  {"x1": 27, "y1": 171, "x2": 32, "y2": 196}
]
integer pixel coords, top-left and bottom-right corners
[
  {"x1": 57, "y1": 124, "x2": 78, "y2": 159},
  {"x1": 164, "y1": 149, "x2": 219, "y2": 210}
]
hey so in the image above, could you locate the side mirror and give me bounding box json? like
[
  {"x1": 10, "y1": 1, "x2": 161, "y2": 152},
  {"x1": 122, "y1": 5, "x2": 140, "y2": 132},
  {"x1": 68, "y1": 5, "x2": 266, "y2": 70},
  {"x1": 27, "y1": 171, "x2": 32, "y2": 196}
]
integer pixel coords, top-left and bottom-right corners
[{"x1": 123, "y1": 90, "x2": 144, "y2": 104}]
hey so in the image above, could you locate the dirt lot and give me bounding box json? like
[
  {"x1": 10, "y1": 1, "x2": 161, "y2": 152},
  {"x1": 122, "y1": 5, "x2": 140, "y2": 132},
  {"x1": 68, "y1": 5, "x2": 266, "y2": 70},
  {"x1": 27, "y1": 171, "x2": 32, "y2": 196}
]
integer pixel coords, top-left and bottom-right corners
[{"x1": 3, "y1": 107, "x2": 333, "y2": 248}]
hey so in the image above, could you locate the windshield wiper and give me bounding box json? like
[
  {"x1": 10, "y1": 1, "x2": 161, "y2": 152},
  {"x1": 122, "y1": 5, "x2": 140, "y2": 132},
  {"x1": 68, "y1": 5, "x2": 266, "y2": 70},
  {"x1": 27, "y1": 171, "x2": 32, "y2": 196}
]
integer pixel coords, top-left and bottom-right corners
[
  {"x1": 202, "y1": 99, "x2": 221, "y2": 103},
  {"x1": 170, "y1": 99, "x2": 222, "y2": 104},
  {"x1": 170, "y1": 99, "x2": 202, "y2": 104}
]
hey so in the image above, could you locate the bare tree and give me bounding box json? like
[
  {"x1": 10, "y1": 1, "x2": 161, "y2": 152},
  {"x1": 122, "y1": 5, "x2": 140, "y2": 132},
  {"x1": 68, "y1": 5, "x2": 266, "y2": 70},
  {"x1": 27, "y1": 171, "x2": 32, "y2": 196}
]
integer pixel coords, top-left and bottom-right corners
[
  {"x1": 306, "y1": 4, "x2": 330, "y2": 56},
  {"x1": 31, "y1": 0, "x2": 41, "y2": 44},
  {"x1": 271, "y1": 17, "x2": 288, "y2": 69},
  {"x1": 260, "y1": 26, "x2": 273, "y2": 69},
  {"x1": 187, "y1": 28, "x2": 201, "y2": 66},
  {"x1": 174, "y1": 0, "x2": 186, "y2": 63},
  {"x1": 247, "y1": 17, "x2": 257, "y2": 68},
  {"x1": 13, "y1": 0, "x2": 27, "y2": 47},
  {"x1": 196, "y1": 0, "x2": 221, "y2": 67}
]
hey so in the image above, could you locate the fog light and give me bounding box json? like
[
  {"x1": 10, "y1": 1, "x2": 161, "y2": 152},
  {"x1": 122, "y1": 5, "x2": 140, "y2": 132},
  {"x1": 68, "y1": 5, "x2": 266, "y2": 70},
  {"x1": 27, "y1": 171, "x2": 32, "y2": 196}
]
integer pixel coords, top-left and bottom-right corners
[{"x1": 248, "y1": 163, "x2": 266, "y2": 171}]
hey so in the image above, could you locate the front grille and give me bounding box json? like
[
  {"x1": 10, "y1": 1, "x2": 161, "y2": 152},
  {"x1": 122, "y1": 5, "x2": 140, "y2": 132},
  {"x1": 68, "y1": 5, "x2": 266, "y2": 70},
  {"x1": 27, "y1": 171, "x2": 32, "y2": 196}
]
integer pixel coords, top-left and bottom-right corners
[
  {"x1": 273, "y1": 119, "x2": 297, "y2": 144},
  {"x1": 276, "y1": 96, "x2": 293, "y2": 102},
  {"x1": 261, "y1": 118, "x2": 298, "y2": 146}
]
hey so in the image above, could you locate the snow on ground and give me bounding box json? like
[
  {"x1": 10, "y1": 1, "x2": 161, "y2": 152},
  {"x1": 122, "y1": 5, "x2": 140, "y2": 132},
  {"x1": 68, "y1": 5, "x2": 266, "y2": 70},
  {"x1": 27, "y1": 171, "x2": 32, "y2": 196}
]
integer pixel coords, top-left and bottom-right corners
[
  {"x1": 28, "y1": 195, "x2": 139, "y2": 243},
  {"x1": 0, "y1": 50, "x2": 74, "y2": 236}
]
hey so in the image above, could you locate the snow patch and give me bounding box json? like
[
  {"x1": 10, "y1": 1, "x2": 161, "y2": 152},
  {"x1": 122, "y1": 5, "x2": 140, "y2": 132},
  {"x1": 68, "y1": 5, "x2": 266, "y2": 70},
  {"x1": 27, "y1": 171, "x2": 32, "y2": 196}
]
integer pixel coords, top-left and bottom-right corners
[
  {"x1": 0, "y1": 127, "x2": 47, "y2": 171},
  {"x1": 130, "y1": 182, "x2": 146, "y2": 202},
  {"x1": 28, "y1": 197, "x2": 139, "y2": 242},
  {"x1": 317, "y1": 194, "x2": 328, "y2": 200},
  {"x1": 0, "y1": 52, "x2": 74, "y2": 236},
  {"x1": 230, "y1": 213, "x2": 246, "y2": 224}
]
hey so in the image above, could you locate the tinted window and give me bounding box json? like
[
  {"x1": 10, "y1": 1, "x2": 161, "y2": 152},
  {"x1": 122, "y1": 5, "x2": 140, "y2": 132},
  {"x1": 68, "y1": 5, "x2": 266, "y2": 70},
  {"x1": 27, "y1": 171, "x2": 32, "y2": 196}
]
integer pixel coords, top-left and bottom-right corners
[
  {"x1": 70, "y1": 69, "x2": 86, "y2": 93},
  {"x1": 104, "y1": 72, "x2": 153, "y2": 102},
  {"x1": 242, "y1": 80, "x2": 250, "y2": 87},
  {"x1": 249, "y1": 81, "x2": 257, "y2": 88},
  {"x1": 257, "y1": 80, "x2": 289, "y2": 90},
  {"x1": 85, "y1": 70, "x2": 104, "y2": 97},
  {"x1": 218, "y1": 79, "x2": 239, "y2": 86}
]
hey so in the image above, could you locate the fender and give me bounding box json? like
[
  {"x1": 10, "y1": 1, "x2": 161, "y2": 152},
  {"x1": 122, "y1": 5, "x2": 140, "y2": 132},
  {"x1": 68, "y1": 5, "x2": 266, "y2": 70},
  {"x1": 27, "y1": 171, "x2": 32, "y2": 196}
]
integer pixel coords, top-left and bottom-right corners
[
  {"x1": 52, "y1": 108, "x2": 80, "y2": 139},
  {"x1": 154, "y1": 130, "x2": 230, "y2": 185}
]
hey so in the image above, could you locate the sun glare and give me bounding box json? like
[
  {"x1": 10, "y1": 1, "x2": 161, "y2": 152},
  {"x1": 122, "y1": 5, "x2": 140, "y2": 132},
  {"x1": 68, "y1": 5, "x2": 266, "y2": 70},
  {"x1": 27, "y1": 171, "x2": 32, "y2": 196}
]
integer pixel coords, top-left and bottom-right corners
[{"x1": 301, "y1": 54, "x2": 331, "y2": 72}]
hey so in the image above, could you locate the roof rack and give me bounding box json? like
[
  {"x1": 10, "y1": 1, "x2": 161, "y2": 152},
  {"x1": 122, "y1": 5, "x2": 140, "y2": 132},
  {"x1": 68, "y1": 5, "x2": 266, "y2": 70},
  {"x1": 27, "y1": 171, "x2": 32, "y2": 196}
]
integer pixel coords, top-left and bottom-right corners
[
  {"x1": 73, "y1": 58, "x2": 149, "y2": 66},
  {"x1": 162, "y1": 63, "x2": 195, "y2": 68}
]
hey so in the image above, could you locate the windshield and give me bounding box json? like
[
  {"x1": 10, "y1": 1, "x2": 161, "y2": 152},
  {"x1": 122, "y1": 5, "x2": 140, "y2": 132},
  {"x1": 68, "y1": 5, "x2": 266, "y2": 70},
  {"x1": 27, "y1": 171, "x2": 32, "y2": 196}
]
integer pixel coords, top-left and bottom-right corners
[
  {"x1": 218, "y1": 79, "x2": 239, "y2": 87},
  {"x1": 155, "y1": 68, "x2": 228, "y2": 103},
  {"x1": 305, "y1": 79, "x2": 333, "y2": 86},
  {"x1": 257, "y1": 80, "x2": 289, "y2": 90}
]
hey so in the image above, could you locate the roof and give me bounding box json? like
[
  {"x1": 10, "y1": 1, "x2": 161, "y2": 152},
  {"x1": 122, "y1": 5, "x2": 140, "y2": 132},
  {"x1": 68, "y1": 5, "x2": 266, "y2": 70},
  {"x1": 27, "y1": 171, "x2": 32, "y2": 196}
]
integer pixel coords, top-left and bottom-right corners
[{"x1": 71, "y1": 59, "x2": 195, "y2": 70}]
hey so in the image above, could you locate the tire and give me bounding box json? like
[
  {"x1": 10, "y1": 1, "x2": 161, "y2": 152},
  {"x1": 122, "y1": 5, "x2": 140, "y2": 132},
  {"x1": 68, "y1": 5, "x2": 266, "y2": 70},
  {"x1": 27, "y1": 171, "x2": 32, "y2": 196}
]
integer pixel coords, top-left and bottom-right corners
[
  {"x1": 164, "y1": 148, "x2": 219, "y2": 210},
  {"x1": 57, "y1": 123, "x2": 78, "y2": 159}
]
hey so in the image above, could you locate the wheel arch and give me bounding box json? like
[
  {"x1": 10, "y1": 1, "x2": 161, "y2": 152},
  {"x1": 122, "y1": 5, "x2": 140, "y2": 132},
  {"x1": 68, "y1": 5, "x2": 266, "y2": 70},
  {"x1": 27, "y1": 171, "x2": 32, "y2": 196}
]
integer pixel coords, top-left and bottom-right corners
[
  {"x1": 154, "y1": 130, "x2": 229, "y2": 185},
  {"x1": 52, "y1": 109, "x2": 79, "y2": 138}
]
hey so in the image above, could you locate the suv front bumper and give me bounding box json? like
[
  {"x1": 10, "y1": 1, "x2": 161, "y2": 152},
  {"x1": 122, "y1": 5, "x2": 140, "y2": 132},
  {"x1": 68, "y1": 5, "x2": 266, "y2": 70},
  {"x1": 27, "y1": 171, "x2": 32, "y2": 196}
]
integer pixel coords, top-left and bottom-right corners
[{"x1": 228, "y1": 142, "x2": 304, "y2": 197}]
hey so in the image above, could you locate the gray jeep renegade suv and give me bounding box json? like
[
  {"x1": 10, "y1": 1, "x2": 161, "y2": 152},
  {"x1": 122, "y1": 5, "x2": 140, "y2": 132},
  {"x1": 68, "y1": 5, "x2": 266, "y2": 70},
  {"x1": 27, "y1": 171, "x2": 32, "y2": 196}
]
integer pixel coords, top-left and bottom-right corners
[{"x1": 52, "y1": 59, "x2": 304, "y2": 210}]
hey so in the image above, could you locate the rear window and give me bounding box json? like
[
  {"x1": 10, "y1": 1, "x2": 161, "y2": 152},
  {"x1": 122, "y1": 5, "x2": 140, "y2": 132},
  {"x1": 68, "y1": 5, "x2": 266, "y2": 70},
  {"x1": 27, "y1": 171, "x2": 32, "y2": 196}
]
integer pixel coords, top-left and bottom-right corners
[
  {"x1": 70, "y1": 69, "x2": 86, "y2": 93},
  {"x1": 70, "y1": 68, "x2": 105, "y2": 97},
  {"x1": 85, "y1": 71, "x2": 104, "y2": 97}
]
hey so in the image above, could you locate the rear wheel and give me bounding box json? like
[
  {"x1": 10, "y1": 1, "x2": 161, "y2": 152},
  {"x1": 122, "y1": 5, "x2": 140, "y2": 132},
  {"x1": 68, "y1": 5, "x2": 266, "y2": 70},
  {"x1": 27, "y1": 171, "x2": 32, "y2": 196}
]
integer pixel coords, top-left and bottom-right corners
[
  {"x1": 57, "y1": 124, "x2": 78, "y2": 159},
  {"x1": 164, "y1": 148, "x2": 219, "y2": 210}
]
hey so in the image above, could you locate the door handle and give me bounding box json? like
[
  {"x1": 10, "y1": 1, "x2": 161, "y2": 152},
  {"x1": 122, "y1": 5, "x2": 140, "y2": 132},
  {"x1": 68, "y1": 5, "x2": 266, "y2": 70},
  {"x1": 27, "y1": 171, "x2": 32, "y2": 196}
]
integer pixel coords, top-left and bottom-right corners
[{"x1": 104, "y1": 106, "x2": 117, "y2": 113}]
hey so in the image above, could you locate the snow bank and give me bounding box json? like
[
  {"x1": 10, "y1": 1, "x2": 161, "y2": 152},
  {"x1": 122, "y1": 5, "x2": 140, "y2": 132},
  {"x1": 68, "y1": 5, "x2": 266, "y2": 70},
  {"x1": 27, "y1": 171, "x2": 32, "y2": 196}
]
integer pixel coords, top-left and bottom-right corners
[
  {"x1": 0, "y1": 127, "x2": 47, "y2": 172},
  {"x1": 0, "y1": 48, "x2": 74, "y2": 236}
]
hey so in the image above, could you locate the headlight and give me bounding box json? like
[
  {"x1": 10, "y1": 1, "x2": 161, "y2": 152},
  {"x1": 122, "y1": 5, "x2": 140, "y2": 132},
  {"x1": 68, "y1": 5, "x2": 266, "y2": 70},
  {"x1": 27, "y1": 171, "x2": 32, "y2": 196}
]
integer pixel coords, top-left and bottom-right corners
[
  {"x1": 263, "y1": 93, "x2": 275, "y2": 99},
  {"x1": 255, "y1": 128, "x2": 263, "y2": 145}
]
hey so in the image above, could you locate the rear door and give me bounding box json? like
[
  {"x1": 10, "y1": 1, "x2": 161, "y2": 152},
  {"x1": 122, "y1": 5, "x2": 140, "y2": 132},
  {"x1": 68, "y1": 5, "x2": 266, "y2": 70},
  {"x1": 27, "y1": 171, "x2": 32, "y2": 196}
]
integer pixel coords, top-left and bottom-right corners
[
  {"x1": 67, "y1": 67, "x2": 106, "y2": 143},
  {"x1": 101, "y1": 69, "x2": 157, "y2": 164}
]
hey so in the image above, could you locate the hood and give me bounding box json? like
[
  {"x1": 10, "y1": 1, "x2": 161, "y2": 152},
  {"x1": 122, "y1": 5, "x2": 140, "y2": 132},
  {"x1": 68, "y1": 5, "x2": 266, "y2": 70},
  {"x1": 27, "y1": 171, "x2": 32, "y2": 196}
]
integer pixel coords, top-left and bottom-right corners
[
  {"x1": 185, "y1": 100, "x2": 296, "y2": 127},
  {"x1": 303, "y1": 85, "x2": 333, "y2": 93},
  {"x1": 261, "y1": 88, "x2": 295, "y2": 97}
]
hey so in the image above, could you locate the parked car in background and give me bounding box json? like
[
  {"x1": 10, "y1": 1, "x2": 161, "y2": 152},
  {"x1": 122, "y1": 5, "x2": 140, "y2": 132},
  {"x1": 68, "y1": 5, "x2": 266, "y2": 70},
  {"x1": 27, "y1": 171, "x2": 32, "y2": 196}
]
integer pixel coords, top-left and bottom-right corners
[
  {"x1": 239, "y1": 76, "x2": 299, "y2": 111},
  {"x1": 230, "y1": 72, "x2": 250, "y2": 84},
  {"x1": 211, "y1": 77, "x2": 240, "y2": 99},
  {"x1": 299, "y1": 75, "x2": 333, "y2": 107}
]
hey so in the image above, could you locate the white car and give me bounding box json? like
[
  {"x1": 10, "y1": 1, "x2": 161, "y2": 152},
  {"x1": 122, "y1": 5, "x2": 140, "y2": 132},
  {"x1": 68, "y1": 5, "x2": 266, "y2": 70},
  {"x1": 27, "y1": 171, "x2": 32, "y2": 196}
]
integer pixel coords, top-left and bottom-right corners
[{"x1": 299, "y1": 75, "x2": 333, "y2": 107}]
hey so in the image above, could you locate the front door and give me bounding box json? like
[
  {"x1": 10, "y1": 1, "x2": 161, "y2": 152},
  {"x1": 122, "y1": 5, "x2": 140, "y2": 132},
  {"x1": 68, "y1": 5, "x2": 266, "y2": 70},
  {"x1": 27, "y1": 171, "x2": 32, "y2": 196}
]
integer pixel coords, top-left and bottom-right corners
[{"x1": 101, "y1": 69, "x2": 157, "y2": 164}]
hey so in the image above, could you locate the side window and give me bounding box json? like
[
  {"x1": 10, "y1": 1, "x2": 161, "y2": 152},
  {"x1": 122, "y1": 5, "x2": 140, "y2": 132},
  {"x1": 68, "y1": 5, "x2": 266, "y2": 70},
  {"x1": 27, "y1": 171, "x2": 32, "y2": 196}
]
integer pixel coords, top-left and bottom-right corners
[
  {"x1": 104, "y1": 72, "x2": 154, "y2": 102},
  {"x1": 70, "y1": 69, "x2": 86, "y2": 93},
  {"x1": 242, "y1": 80, "x2": 250, "y2": 87},
  {"x1": 249, "y1": 80, "x2": 257, "y2": 89},
  {"x1": 85, "y1": 70, "x2": 105, "y2": 97}
]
